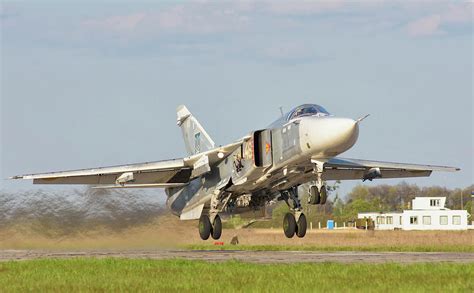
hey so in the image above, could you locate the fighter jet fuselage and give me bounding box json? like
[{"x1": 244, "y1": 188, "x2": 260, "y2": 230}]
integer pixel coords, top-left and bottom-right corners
[{"x1": 166, "y1": 105, "x2": 359, "y2": 219}]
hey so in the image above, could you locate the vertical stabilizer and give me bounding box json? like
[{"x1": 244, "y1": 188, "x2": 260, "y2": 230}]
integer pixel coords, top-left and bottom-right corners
[{"x1": 176, "y1": 105, "x2": 215, "y2": 155}]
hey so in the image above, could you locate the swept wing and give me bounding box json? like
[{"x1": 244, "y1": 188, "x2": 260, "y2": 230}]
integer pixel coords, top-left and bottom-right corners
[
  {"x1": 322, "y1": 157, "x2": 459, "y2": 181},
  {"x1": 10, "y1": 159, "x2": 191, "y2": 186},
  {"x1": 10, "y1": 139, "x2": 245, "y2": 187}
]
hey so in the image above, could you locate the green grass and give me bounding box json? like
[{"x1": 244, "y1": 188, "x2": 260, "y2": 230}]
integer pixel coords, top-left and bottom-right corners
[
  {"x1": 0, "y1": 259, "x2": 473, "y2": 292},
  {"x1": 186, "y1": 244, "x2": 474, "y2": 253}
]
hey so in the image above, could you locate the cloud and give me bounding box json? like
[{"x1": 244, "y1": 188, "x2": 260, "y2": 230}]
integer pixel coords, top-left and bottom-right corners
[
  {"x1": 265, "y1": 0, "x2": 345, "y2": 15},
  {"x1": 407, "y1": 14, "x2": 442, "y2": 36},
  {"x1": 80, "y1": 3, "x2": 252, "y2": 37},
  {"x1": 406, "y1": 3, "x2": 473, "y2": 37},
  {"x1": 79, "y1": 1, "x2": 354, "y2": 38},
  {"x1": 442, "y1": 3, "x2": 473, "y2": 24},
  {"x1": 82, "y1": 13, "x2": 146, "y2": 33}
]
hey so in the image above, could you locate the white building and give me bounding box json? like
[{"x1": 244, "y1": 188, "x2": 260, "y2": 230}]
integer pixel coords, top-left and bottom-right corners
[{"x1": 358, "y1": 197, "x2": 469, "y2": 231}]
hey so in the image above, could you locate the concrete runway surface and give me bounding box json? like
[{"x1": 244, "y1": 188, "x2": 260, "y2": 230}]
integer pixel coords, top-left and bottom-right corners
[{"x1": 1, "y1": 249, "x2": 473, "y2": 264}]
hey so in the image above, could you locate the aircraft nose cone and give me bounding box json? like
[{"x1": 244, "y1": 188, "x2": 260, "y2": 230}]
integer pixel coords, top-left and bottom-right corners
[
  {"x1": 324, "y1": 118, "x2": 359, "y2": 150},
  {"x1": 300, "y1": 117, "x2": 359, "y2": 157},
  {"x1": 334, "y1": 118, "x2": 358, "y2": 141}
]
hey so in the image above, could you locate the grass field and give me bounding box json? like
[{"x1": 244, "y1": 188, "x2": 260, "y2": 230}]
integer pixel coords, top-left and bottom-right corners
[{"x1": 0, "y1": 258, "x2": 473, "y2": 292}]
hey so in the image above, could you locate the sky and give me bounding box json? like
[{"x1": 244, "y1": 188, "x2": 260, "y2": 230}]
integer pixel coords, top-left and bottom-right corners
[{"x1": 1, "y1": 1, "x2": 472, "y2": 200}]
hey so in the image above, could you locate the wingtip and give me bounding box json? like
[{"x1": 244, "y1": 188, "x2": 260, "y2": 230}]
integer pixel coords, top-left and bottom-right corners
[{"x1": 8, "y1": 175, "x2": 30, "y2": 180}]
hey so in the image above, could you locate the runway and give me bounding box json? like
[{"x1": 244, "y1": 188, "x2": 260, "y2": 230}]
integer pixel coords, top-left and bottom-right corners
[{"x1": 1, "y1": 249, "x2": 473, "y2": 264}]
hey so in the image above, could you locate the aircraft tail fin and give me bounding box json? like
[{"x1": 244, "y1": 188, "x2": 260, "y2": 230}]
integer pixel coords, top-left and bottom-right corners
[{"x1": 176, "y1": 105, "x2": 215, "y2": 155}]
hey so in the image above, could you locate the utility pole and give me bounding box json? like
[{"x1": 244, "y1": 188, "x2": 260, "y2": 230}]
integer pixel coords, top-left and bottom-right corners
[{"x1": 461, "y1": 189, "x2": 463, "y2": 210}]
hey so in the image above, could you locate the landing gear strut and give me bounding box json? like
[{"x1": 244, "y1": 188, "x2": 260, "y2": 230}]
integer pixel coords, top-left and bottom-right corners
[
  {"x1": 281, "y1": 186, "x2": 307, "y2": 238},
  {"x1": 308, "y1": 160, "x2": 327, "y2": 205}
]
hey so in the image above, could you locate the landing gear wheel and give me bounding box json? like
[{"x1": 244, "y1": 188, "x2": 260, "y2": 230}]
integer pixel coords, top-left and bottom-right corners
[
  {"x1": 283, "y1": 213, "x2": 296, "y2": 238},
  {"x1": 320, "y1": 185, "x2": 327, "y2": 205},
  {"x1": 211, "y1": 215, "x2": 222, "y2": 240},
  {"x1": 309, "y1": 185, "x2": 321, "y2": 205},
  {"x1": 296, "y1": 213, "x2": 307, "y2": 238},
  {"x1": 199, "y1": 215, "x2": 211, "y2": 240}
]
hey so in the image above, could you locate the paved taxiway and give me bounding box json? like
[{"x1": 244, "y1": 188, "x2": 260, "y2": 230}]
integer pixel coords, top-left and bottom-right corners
[{"x1": 1, "y1": 250, "x2": 473, "y2": 264}]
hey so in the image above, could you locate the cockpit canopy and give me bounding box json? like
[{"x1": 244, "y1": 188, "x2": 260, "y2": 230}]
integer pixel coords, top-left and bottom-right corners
[
  {"x1": 288, "y1": 104, "x2": 330, "y2": 121},
  {"x1": 267, "y1": 104, "x2": 331, "y2": 129}
]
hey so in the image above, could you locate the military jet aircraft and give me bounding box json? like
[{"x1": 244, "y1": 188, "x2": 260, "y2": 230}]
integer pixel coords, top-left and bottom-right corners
[{"x1": 11, "y1": 104, "x2": 459, "y2": 239}]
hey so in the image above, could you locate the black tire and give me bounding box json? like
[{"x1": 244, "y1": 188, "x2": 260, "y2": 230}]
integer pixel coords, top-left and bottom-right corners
[
  {"x1": 296, "y1": 213, "x2": 307, "y2": 238},
  {"x1": 320, "y1": 185, "x2": 327, "y2": 205},
  {"x1": 211, "y1": 215, "x2": 222, "y2": 240},
  {"x1": 199, "y1": 215, "x2": 211, "y2": 240},
  {"x1": 308, "y1": 186, "x2": 321, "y2": 205},
  {"x1": 283, "y1": 213, "x2": 296, "y2": 238}
]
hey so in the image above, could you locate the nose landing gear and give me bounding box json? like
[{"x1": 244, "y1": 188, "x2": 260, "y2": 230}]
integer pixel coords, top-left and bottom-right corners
[
  {"x1": 308, "y1": 160, "x2": 327, "y2": 205},
  {"x1": 308, "y1": 185, "x2": 327, "y2": 205}
]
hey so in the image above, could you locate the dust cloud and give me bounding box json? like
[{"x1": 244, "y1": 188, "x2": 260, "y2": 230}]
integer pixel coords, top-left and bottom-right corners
[{"x1": 0, "y1": 188, "x2": 166, "y2": 236}]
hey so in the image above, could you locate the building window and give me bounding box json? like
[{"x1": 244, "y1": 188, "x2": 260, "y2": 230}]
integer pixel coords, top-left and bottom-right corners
[
  {"x1": 453, "y1": 216, "x2": 461, "y2": 225},
  {"x1": 376, "y1": 216, "x2": 386, "y2": 224},
  {"x1": 440, "y1": 216, "x2": 448, "y2": 225},
  {"x1": 423, "y1": 216, "x2": 431, "y2": 225},
  {"x1": 410, "y1": 216, "x2": 418, "y2": 225},
  {"x1": 387, "y1": 216, "x2": 393, "y2": 224},
  {"x1": 430, "y1": 199, "x2": 440, "y2": 207}
]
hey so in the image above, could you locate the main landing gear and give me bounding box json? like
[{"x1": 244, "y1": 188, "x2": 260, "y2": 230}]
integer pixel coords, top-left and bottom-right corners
[
  {"x1": 199, "y1": 214, "x2": 222, "y2": 240},
  {"x1": 280, "y1": 186, "x2": 307, "y2": 238},
  {"x1": 308, "y1": 160, "x2": 327, "y2": 205},
  {"x1": 199, "y1": 189, "x2": 228, "y2": 240},
  {"x1": 283, "y1": 213, "x2": 307, "y2": 238}
]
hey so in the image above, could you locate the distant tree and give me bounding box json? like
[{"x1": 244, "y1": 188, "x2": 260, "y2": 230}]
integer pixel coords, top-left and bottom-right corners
[
  {"x1": 347, "y1": 185, "x2": 370, "y2": 202},
  {"x1": 464, "y1": 200, "x2": 472, "y2": 219},
  {"x1": 343, "y1": 199, "x2": 379, "y2": 218}
]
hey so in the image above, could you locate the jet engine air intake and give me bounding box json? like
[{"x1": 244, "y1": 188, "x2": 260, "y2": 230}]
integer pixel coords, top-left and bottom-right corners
[{"x1": 253, "y1": 130, "x2": 272, "y2": 168}]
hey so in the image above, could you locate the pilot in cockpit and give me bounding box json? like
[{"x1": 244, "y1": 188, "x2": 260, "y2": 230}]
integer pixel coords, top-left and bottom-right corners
[{"x1": 293, "y1": 106, "x2": 318, "y2": 119}]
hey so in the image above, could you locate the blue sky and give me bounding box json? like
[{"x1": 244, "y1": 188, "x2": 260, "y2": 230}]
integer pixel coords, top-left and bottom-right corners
[{"x1": 1, "y1": 1, "x2": 472, "y2": 198}]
